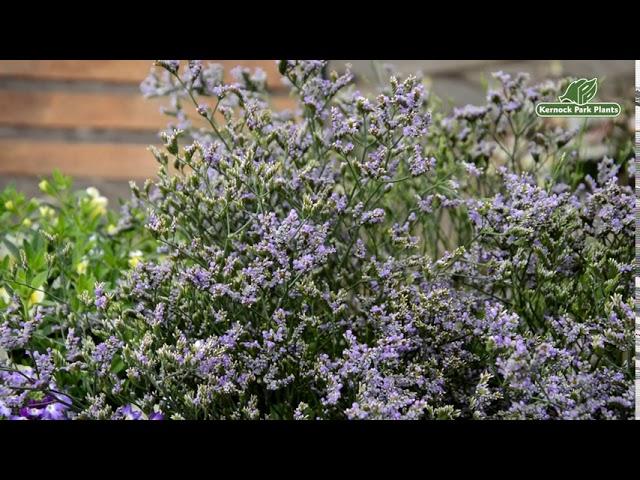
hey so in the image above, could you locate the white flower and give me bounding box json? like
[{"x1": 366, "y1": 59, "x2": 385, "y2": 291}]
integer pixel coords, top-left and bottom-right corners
[
  {"x1": 128, "y1": 250, "x2": 143, "y2": 268},
  {"x1": 86, "y1": 187, "x2": 108, "y2": 216}
]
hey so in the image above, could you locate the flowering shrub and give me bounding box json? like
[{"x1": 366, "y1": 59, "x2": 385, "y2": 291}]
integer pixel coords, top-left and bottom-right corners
[
  {"x1": 0, "y1": 61, "x2": 634, "y2": 419},
  {"x1": 0, "y1": 172, "x2": 155, "y2": 419}
]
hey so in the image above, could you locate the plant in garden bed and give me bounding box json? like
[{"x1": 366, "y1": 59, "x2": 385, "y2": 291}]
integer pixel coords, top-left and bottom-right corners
[
  {"x1": 0, "y1": 61, "x2": 634, "y2": 419},
  {"x1": 0, "y1": 172, "x2": 156, "y2": 419}
]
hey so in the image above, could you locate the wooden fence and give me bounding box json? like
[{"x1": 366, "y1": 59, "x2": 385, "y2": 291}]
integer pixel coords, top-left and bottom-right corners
[
  {"x1": 0, "y1": 60, "x2": 633, "y2": 184},
  {"x1": 0, "y1": 60, "x2": 290, "y2": 180}
]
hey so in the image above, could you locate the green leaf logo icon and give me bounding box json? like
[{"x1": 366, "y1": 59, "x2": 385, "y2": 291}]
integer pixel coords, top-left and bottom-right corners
[{"x1": 558, "y1": 78, "x2": 598, "y2": 106}]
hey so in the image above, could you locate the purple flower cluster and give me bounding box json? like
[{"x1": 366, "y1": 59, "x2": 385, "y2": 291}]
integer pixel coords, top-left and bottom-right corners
[
  {"x1": 0, "y1": 61, "x2": 633, "y2": 420},
  {"x1": 0, "y1": 367, "x2": 71, "y2": 420}
]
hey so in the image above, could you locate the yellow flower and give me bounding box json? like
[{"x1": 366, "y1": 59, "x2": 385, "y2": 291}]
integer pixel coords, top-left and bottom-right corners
[
  {"x1": 39, "y1": 206, "x2": 55, "y2": 218},
  {"x1": 22, "y1": 218, "x2": 32, "y2": 228},
  {"x1": 0, "y1": 287, "x2": 10, "y2": 304},
  {"x1": 29, "y1": 290, "x2": 45, "y2": 306},
  {"x1": 39, "y1": 179, "x2": 50, "y2": 193},
  {"x1": 76, "y1": 259, "x2": 89, "y2": 275},
  {"x1": 128, "y1": 250, "x2": 143, "y2": 268},
  {"x1": 4, "y1": 200, "x2": 14, "y2": 211},
  {"x1": 106, "y1": 224, "x2": 118, "y2": 235},
  {"x1": 86, "y1": 187, "x2": 108, "y2": 216}
]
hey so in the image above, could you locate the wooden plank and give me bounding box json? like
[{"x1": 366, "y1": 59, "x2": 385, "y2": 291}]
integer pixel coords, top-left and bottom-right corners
[
  {"x1": 0, "y1": 87, "x2": 300, "y2": 179},
  {"x1": 0, "y1": 140, "x2": 158, "y2": 179},
  {"x1": 0, "y1": 61, "x2": 152, "y2": 84},
  {"x1": 0, "y1": 60, "x2": 285, "y2": 90},
  {"x1": 0, "y1": 90, "x2": 165, "y2": 131},
  {"x1": 0, "y1": 90, "x2": 297, "y2": 131}
]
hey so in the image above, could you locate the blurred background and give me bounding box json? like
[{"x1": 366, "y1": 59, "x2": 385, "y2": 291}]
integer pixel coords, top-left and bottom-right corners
[{"x1": 0, "y1": 60, "x2": 633, "y2": 202}]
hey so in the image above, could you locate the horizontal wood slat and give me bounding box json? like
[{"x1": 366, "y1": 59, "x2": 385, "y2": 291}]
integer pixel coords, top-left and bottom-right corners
[
  {"x1": 0, "y1": 90, "x2": 297, "y2": 131},
  {"x1": 0, "y1": 90, "x2": 164, "y2": 131},
  {"x1": 0, "y1": 61, "x2": 285, "y2": 90},
  {"x1": 0, "y1": 140, "x2": 158, "y2": 179}
]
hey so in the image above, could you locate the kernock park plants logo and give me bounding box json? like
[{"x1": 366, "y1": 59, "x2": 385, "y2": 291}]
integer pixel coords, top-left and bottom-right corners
[{"x1": 535, "y1": 78, "x2": 620, "y2": 117}]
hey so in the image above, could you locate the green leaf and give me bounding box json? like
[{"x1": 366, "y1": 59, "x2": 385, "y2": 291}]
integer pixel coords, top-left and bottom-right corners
[
  {"x1": 31, "y1": 271, "x2": 48, "y2": 289},
  {"x1": 32, "y1": 232, "x2": 43, "y2": 253},
  {"x1": 1, "y1": 238, "x2": 20, "y2": 259},
  {"x1": 51, "y1": 169, "x2": 72, "y2": 190},
  {"x1": 22, "y1": 238, "x2": 32, "y2": 260},
  {"x1": 15, "y1": 269, "x2": 27, "y2": 284},
  {"x1": 111, "y1": 357, "x2": 125, "y2": 374}
]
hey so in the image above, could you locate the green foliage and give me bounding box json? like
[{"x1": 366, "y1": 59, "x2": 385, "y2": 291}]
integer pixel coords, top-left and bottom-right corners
[{"x1": 0, "y1": 170, "x2": 155, "y2": 344}]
